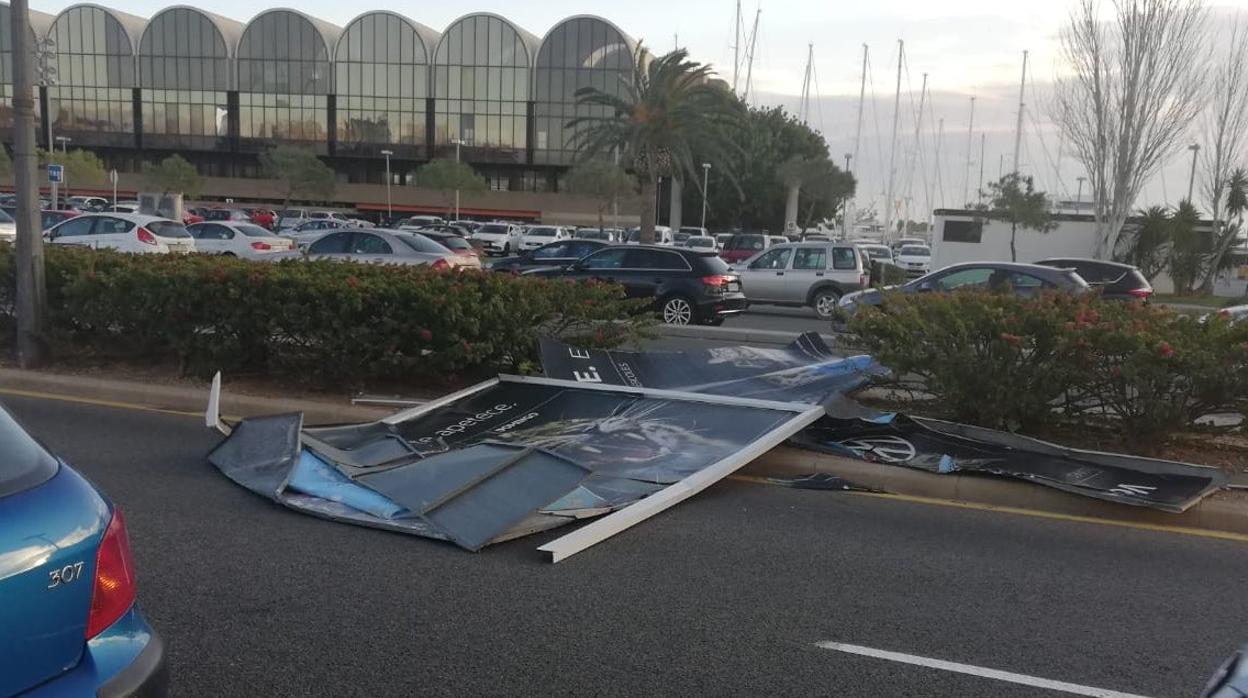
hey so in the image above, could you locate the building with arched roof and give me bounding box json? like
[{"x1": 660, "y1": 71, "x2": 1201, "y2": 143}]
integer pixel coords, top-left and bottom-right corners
[
  {"x1": 138, "y1": 7, "x2": 241, "y2": 154},
  {"x1": 0, "y1": 3, "x2": 54, "y2": 136},
  {"x1": 333, "y1": 11, "x2": 437, "y2": 164},
  {"x1": 533, "y1": 15, "x2": 636, "y2": 167},
  {"x1": 236, "y1": 8, "x2": 340, "y2": 153},
  {"x1": 46, "y1": 4, "x2": 144, "y2": 148}
]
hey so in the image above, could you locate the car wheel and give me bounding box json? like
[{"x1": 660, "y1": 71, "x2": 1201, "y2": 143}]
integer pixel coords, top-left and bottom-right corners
[
  {"x1": 661, "y1": 296, "x2": 696, "y2": 325},
  {"x1": 812, "y1": 289, "x2": 842, "y2": 319},
  {"x1": 221, "y1": 252, "x2": 236, "y2": 257},
  {"x1": 503, "y1": 243, "x2": 511, "y2": 255}
]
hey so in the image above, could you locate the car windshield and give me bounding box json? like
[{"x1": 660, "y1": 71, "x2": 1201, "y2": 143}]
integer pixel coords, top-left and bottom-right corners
[
  {"x1": 478, "y1": 224, "x2": 509, "y2": 234},
  {"x1": 689, "y1": 238, "x2": 715, "y2": 248},
  {"x1": 237, "y1": 224, "x2": 276, "y2": 237},
  {"x1": 396, "y1": 233, "x2": 448, "y2": 254},
  {"x1": 148, "y1": 221, "x2": 191, "y2": 238},
  {"x1": 0, "y1": 209, "x2": 13, "y2": 223},
  {"x1": 727, "y1": 235, "x2": 765, "y2": 251},
  {"x1": 529, "y1": 227, "x2": 557, "y2": 237},
  {"x1": 438, "y1": 237, "x2": 472, "y2": 251},
  {"x1": 899, "y1": 245, "x2": 930, "y2": 256}
]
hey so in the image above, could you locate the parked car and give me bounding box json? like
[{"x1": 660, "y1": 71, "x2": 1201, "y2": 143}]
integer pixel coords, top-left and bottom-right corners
[
  {"x1": 1034, "y1": 258, "x2": 1154, "y2": 301},
  {"x1": 894, "y1": 244, "x2": 932, "y2": 277},
  {"x1": 46, "y1": 213, "x2": 195, "y2": 254},
  {"x1": 801, "y1": 233, "x2": 834, "y2": 242},
  {"x1": 1216, "y1": 305, "x2": 1248, "y2": 324},
  {"x1": 575, "y1": 228, "x2": 620, "y2": 243},
  {"x1": 0, "y1": 402, "x2": 167, "y2": 697},
  {"x1": 732, "y1": 242, "x2": 868, "y2": 319},
  {"x1": 890, "y1": 236, "x2": 926, "y2": 254},
  {"x1": 622, "y1": 226, "x2": 675, "y2": 245},
  {"x1": 679, "y1": 226, "x2": 709, "y2": 240},
  {"x1": 519, "y1": 225, "x2": 570, "y2": 251},
  {"x1": 39, "y1": 209, "x2": 80, "y2": 231},
  {"x1": 449, "y1": 220, "x2": 480, "y2": 233},
  {"x1": 187, "y1": 221, "x2": 296, "y2": 259},
  {"x1": 276, "y1": 208, "x2": 312, "y2": 230},
  {"x1": 0, "y1": 208, "x2": 16, "y2": 241},
  {"x1": 768, "y1": 235, "x2": 789, "y2": 247},
  {"x1": 490, "y1": 239, "x2": 610, "y2": 273},
  {"x1": 66, "y1": 195, "x2": 109, "y2": 212},
  {"x1": 416, "y1": 229, "x2": 483, "y2": 268},
  {"x1": 683, "y1": 235, "x2": 718, "y2": 251},
  {"x1": 310, "y1": 210, "x2": 373, "y2": 228},
  {"x1": 837, "y1": 262, "x2": 1091, "y2": 317},
  {"x1": 102, "y1": 204, "x2": 140, "y2": 214},
  {"x1": 530, "y1": 245, "x2": 747, "y2": 326},
  {"x1": 714, "y1": 233, "x2": 734, "y2": 249},
  {"x1": 244, "y1": 208, "x2": 277, "y2": 229},
  {"x1": 471, "y1": 222, "x2": 526, "y2": 255},
  {"x1": 182, "y1": 209, "x2": 204, "y2": 226},
  {"x1": 399, "y1": 215, "x2": 446, "y2": 229},
  {"x1": 289, "y1": 219, "x2": 346, "y2": 236},
  {"x1": 720, "y1": 233, "x2": 770, "y2": 264},
  {"x1": 203, "y1": 208, "x2": 252, "y2": 223},
  {"x1": 856, "y1": 243, "x2": 894, "y2": 265},
  {"x1": 304, "y1": 229, "x2": 469, "y2": 270}
]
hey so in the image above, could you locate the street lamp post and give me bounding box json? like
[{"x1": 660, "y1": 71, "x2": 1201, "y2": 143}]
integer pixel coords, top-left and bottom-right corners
[
  {"x1": 380, "y1": 149, "x2": 393, "y2": 219},
  {"x1": 452, "y1": 138, "x2": 465, "y2": 220},
  {"x1": 1187, "y1": 143, "x2": 1200, "y2": 204},
  {"x1": 700, "y1": 163, "x2": 711, "y2": 230},
  {"x1": 54, "y1": 135, "x2": 69, "y2": 208},
  {"x1": 843, "y1": 153, "x2": 852, "y2": 238},
  {"x1": 1075, "y1": 176, "x2": 1086, "y2": 212}
]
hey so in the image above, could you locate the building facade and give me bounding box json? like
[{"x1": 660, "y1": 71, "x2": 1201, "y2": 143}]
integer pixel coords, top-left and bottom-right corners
[{"x1": 0, "y1": 3, "x2": 643, "y2": 198}]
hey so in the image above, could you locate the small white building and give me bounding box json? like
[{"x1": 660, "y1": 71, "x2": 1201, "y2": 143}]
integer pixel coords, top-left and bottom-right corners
[{"x1": 931, "y1": 209, "x2": 1248, "y2": 297}]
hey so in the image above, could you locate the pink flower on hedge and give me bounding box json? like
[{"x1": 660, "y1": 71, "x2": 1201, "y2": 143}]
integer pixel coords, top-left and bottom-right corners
[
  {"x1": 1157, "y1": 341, "x2": 1174, "y2": 358},
  {"x1": 346, "y1": 276, "x2": 360, "y2": 288},
  {"x1": 1110, "y1": 366, "x2": 1122, "y2": 377},
  {"x1": 418, "y1": 328, "x2": 433, "y2": 342},
  {"x1": 999, "y1": 332, "x2": 1022, "y2": 348}
]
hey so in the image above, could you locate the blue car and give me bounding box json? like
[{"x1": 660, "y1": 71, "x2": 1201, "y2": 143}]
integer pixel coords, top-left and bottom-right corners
[{"x1": 0, "y1": 404, "x2": 166, "y2": 697}]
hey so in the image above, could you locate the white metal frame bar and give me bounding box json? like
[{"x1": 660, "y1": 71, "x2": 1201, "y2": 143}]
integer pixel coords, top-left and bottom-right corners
[
  {"x1": 497, "y1": 374, "x2": 815, "y2": 414},
  {"x1": 538, "y1": 403, "x2": 826, "y2": 563},
  {"x1": 382, "y1": 378, "x2": 500, "y2": 425}
]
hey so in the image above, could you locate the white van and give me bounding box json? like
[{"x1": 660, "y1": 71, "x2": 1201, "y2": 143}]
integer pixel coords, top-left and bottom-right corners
[{"x1": 623, "y1": 226, "x2": 674, "y2": 245}]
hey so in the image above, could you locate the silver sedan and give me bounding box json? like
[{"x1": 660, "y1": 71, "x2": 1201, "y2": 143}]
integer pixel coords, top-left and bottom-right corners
[{"x1": 303, "y1": 228, "x2": 472, "y2": 270}]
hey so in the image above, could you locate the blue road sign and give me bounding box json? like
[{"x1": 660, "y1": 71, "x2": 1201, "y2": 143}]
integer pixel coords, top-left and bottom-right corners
[{"x1": 48, "y1": 164, "x2": 64, "y2": 184}]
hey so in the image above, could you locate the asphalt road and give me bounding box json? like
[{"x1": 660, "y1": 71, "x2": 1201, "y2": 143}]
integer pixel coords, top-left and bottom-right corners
[{"x1": 8, "y1": 394, "x2": 1247, "y2": 697}]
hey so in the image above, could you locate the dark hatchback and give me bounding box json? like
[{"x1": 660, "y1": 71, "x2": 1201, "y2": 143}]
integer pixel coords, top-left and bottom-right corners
[
  {"x1": 530, "y1": 245, "x2": 748, "y2": 325},
  {"x1": 491, "y1": 239, "x2": 609, "y2": 273},
  {"x1": 1035, "y1": 258, "x2": 1154, "y2": 301}
]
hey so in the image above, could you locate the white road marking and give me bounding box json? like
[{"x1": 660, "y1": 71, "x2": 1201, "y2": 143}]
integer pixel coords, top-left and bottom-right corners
[{"x1": 815, "y1": 642, "x2": 1158, "y2": 698}]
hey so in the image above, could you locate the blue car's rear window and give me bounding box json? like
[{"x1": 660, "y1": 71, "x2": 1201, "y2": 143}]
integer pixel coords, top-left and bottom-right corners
[{"x1": 0, "y1": 405, "x2": 57, "y2": 498}]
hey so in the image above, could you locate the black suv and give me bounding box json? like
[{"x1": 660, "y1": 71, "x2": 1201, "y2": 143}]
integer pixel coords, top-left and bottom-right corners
[
  {"x1": 532, "y1": 245, "x2": 748, "y2": 325},
  {"x1": 491, "y1": 239, "x2": 610, "y2": 273},
  {"x1": 1035, "y1": 258, "x2": 1153, "y2": 301}
]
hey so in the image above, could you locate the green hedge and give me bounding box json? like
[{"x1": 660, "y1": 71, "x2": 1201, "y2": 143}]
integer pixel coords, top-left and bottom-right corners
[
  {"x1": 0, "y1": 245, "x2": 654, "y2": 385},
  {"x1": 869, "y1": 260, "x2": 908, "y2": 288},
  {"x1": 847, "y1": 290, "x2": 1248, "y2": 442}
]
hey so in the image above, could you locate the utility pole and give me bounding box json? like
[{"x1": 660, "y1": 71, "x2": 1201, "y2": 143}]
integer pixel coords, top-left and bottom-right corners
[
  {"x1": 962, "y1": 96, "x2": 976, "y2": 207},
  {"x1": 884, "y1": 40, "x2": 903, "y2": 239},
  {"x1": 1012, "y1": 50, "x2": 1028, "y2": 176},
  {"x1": 11, "y1": 0, "x2": 46, "y2": 367},
  {"x1": 1076, "y1": 176, "x2": 1086, "y2": 211},
  {"x1": 978, "y1": 133, "x2": 986, "y2": 204},
  {"x1": 732, "y1": 0, "x2": 741, "y2": 93},
  {"x1": 453, "y1": 138, "x2": 464, "y2": 220},
  {"x1": 700, "y1": 162, "x2": 711, "y2": 229},
  {"x1": 380, "y1": 149, "x2": 393, "y2": 219},
  {"x1": 1187, "y1": 144, "x2": 1200, "y2": 203}
]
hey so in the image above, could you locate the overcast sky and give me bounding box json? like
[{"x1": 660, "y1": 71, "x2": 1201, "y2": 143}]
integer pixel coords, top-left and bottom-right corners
[{"x1": 31, "y1": 0, "x2": 1248, "y2": 217}]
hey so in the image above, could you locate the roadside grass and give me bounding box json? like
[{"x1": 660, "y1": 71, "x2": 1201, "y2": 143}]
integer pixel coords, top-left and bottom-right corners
[{"x1": 1153, "y1": 293, "x2": 1243, "y2": 308}]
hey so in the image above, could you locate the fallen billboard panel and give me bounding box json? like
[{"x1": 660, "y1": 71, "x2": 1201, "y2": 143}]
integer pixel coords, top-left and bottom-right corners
[
  {"x1": 792, "y1": 413, "x2": 1228, "y2": 513},
  {"x1": 207, "y1": 375, "x2": 822, "y2": 559}
]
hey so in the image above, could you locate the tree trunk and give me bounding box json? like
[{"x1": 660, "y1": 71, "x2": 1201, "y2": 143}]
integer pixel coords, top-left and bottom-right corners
[
  {"x1": 639, "y1": 176, "x2": 657, "y2": 244},
  {"x1": 597, "y1": 203, "x2": 605, "y2": 232},
  {"x1": 1010, "y1": 222, "x2": 1018, "y2": 262},
  {"x1": 784, "y1": 184, "x2": 801, "y2": 233}
]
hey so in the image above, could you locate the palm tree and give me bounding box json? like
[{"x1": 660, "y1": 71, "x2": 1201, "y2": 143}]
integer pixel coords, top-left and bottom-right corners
[
  {"x1": 1200, "y1": 167, "x2": 1248, "y2": 291},
  {"x1": 569, "y1": 46, "x2": 743, "y2": 243},
  {"x1": 1116, "y1": 205, "x2": 1171, "y2": 281}
]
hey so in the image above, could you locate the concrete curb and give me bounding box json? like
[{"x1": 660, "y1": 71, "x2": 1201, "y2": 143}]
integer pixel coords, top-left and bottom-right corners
[
  {"x1": 740, "y1": 445, "x2": 1248, "y2": 537},
  {"x1": 657, "y1": 324, "x2": 861, "y2": 350},
  {"x1": 0, "y1": 368, "x2": 391, "y2": 425},
  {"x1": 4, "y1": 368, "x2": 1244, "y2": 538}
]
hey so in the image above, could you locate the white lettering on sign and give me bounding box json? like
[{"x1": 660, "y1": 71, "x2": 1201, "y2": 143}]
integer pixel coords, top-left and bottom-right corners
[
  {"x1": 572, "y1": 367, "x2": 602, "y2": 383},
  {"x1": 1109, "y1": 484, "x2": 1158, "y2": 497},
  {"x1": 435, "y1": 403, "x2": 518, "y2": 437},
  {"x1": 568, "y1": 348, "x2": 592, "y2": 359}
]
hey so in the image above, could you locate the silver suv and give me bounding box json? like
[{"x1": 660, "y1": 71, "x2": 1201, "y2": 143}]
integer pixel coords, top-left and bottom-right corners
[{"x1": 732, "y1": 242, "x2": 867, "y2": 319}]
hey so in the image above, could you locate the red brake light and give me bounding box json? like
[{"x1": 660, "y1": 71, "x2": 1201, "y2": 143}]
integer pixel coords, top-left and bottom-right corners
[
  {"x1": 1127, "y1": 287, "x2": 1153, "y2": 299},
  {"x1": 702, "y1": 274, "x2": 732, "y2": 287},
  {"x1": 431, "y1": 258, "x2": 451, "y2": 271},
  {"x1": 251, "y1": 241, "x2": 272, "y2": 251},
  {"x1": 136, "y1": 227, "x2": 157, "y2": 245},
  {"x1": 86, "y1": 508, "x2": 137, "y2": 639}
]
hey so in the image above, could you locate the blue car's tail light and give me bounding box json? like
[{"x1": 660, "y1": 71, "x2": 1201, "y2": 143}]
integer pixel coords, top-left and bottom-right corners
[{"x1": 86, "y1": 508, "x2": 137, "y2": 639}]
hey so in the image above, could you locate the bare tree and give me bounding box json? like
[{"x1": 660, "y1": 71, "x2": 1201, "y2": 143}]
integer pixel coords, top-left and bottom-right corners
[
  {"x1": 1198, "y1": 18, "x2": 1248, "y2": 292},
  {"x1": 1053, "y1": 0, "x2": 1208, "y2": 259}
]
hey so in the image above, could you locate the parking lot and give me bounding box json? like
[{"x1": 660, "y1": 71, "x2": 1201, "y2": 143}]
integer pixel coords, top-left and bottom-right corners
[{"x1": 8, "y1": 392, "x2": 1246, "y2": 697}]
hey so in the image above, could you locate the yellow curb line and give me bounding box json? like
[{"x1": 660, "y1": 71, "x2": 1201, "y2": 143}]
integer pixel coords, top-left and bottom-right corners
[
  {"x1": 729, "y1": 475, "x2": 1248, "y2": 544},
  {"x1": 0, "y1": 387, "x2": 226, "y2": 420}
]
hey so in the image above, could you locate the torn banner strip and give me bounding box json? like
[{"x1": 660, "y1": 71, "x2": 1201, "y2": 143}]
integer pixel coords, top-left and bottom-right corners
[
  {"x1": 790, "y1": 413, "x2": 1228, "y2": 513},
  {"x1": 208, "y1": 376, "x2": 822, "y2": 556}
]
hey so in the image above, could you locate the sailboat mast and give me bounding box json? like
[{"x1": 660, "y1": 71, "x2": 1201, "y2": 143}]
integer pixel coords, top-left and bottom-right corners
[
  {"x1": 978, "y1": 133, "x2": 986, "y2": 203},
  {"x1": 743, "y1": 8, "x2": 761, "y2": 101},
  {"x1": 852, "y1": 44, "x2": 867, "y2": 170},
  {"x1": 934, "y1": 117, "x2": 945, "y2": 210},
  {"x1": 962, "y1": 96, "x2": 976, "y2": 207},
  {"x1": 799, "y1": 43, "x2": 813, "y2": 124},
  {"x1": 905, "y1": 73, "x2": 928, "y2": 221},
  {"x1": 733, "y1": 0, "x2": 741, "y2": 93},
  {"x1": 1012, "y1": 50, "x2": 1028, "y2": 176},
  {"x1": 884, "y1": 39, "x2": 903, "y2": 238}
]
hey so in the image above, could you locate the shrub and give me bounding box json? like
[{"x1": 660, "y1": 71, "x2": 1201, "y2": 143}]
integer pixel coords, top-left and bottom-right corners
[
  {"x1": 848, "y1": 290, "x2": 1248, "y2": 442},
  {"x1": 869, "y1": 260, "x2": 908, "y2": 288},
  {"x1": 0, "y1": 245, "x2": 655, "y2": 386}
]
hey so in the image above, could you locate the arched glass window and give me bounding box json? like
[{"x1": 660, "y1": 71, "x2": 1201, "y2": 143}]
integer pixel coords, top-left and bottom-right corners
[
  {"x1": 334, "y1": 12, "x2": 432, "y2": 156},
  {"x1": 47, "y1": 5, "x2": 139, "y2": 146},
  {"x1": 237, "y1": 10, "x2": 336, "y2": 151},
  {"x1": 432, "y1": 14, "x2": 532, "y2": 161},
  {"x1": 534, "y1": 17, "x2": 634, "y2": 166},
  {"x1": 139, "y1": 8, "x2": 235, "y2": 150},
  {"x1": 0, "y1": 4, "x2": 46, "y2": 132}
]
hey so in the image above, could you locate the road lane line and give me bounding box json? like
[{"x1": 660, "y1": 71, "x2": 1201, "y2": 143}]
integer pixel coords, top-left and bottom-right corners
[
  {"x1": 728, "y1": 475, "x2": 1248, "y2": 544},
  {"x1": 815, "y1": 642, "x2": 1157, "y2": 698},
  {"x1": 0, "y1": 387, "x2": 210, "y2": 419}
]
